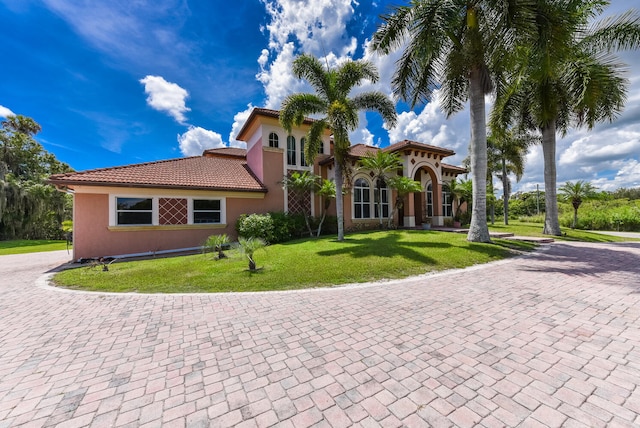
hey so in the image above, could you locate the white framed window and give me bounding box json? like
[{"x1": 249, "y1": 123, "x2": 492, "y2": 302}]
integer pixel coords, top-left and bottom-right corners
[
  {"x1": 116, "y1": 197, "x2": 153, "y2": 225},
  {"x1": 268, "y1": 132, "x2": 279, "y2": 148},
  {"x1": 374, "y1": 179, "x2": 390, "y2": 218},
  {"x1": 192, "y1": 199, "x2": 222, "y2": 224},
  {"x1": 353, "y1": 178, "x2": 371, "y2": 219},
  {"x1": 426, "y1": 183, "x2": 434, "y2": 217},
  {"x1": 287, "y1": 136, "x2": 296, "y2": 165},
  {"x1": 442, "y1": 184, "x2": 453, "y2": 217},
  {"x1": 300, "y1": 137, "x2": 308, "y2": 167}
]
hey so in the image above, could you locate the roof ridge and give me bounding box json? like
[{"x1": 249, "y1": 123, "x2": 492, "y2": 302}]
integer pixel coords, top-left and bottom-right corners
[{"x1": 49, "y1": 156, "x2": 207, "y2": 179}]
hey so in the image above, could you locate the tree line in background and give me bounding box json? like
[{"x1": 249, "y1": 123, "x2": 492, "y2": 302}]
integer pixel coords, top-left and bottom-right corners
[
  {"x1": 496, "y1": 185, "x2": 640, "y2": 232},
  {"x1": 0, "y1": 115, "x2": 73, "y2": 240}
]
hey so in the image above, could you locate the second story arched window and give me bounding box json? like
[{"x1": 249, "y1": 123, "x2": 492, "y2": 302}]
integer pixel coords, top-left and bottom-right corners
[
  {"x1": 287, "y1": 136, "x2": 296, "y2": 166},
  {"x1": 268, "y1": 132, "x2": 279, "y2": 148}
]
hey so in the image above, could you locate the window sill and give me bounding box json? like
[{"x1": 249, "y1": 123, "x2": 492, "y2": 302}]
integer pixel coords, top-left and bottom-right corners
[{"x1": 108, "y1": 224, "x2": 226, "y2": 232}]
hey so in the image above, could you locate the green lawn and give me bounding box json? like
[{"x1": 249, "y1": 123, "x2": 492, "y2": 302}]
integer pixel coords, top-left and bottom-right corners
[
  {"x1": 0, "y1": 240, "x2": 69, "y2": 255},
  {"x1": 488, "y1": 221, "x2": 639, "y2": 242},
  {"x1": 53, "y1": 230, "x2": 536, "y2": 293}
]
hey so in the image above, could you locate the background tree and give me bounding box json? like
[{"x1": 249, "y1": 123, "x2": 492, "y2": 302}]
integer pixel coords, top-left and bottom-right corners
[
  {"x1": 491, "y1": 0, "x2": 640, "y2": 235},
  {"x1": 357, "y1": 151, "x2": 402, "y2": 228},
  {"x1": 559, "y1": 180, "x2": 597, "y2": 229},
  {"x1": 386, "y1": 176, "x2": 423, "y2": 228},
  {"x1": 1, "y1": 115, "x2": 73, "y2": 240},
  {"x1": 487, "y1": 130, "x2": 537, "y2": 225},
  {"x1": 280, "y1": 54, "x2": 397, "y2": 241},
  {"x1": 371, "y1": 0, "x2": 535, "y2": 242}
]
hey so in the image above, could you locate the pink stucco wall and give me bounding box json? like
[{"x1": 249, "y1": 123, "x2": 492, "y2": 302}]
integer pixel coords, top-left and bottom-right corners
[
  {"x1": 72, "y1": 193, "x2": 268, "y2": 259},
  {"x1": 247, "y1": 137, "x2": 264, "y2": 182}
]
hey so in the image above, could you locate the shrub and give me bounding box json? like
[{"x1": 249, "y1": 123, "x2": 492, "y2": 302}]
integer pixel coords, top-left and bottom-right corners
[{"x1": 236, "y1": 214, "x2": 275, "y2": 242}]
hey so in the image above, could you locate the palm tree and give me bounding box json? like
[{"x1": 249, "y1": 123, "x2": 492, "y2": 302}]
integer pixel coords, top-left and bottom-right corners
[
  {"x1": 357, "y1": 151, "x2": 402, "y2": 227},
  {"x1": 280, "y1": 54, "x2": 397, "y2": 241},
  {"x1": 238, "y1": 237, "x2": 266, "y2": 271},
  {"x1": 448, "y1": 178, "x2": 472, "y2": 224},
  {"x1": 281, "y1": 171, "x2": 319, "y2": 236},
  {"x1": 491, "y1": 0, "x2": 640, "y2": 235},
  {"x1": 559, "y1": 180, "x2": 596, "y2": 229},
  {"x1": 315, "y1": 179, "x2": 336, "y2": 237},
  {"x1": 386, "y1": 176, "x2": 423, "y2": 228},
  {"x1": 487, "y1": 130, "x2": 537, "y2": 225},
  {"x1": 371, "y1": 0, "x2": 535, "y2": 242}
]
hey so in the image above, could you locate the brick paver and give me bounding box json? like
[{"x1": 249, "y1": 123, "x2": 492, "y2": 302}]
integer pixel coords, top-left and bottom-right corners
[{"x1": 1, "y1": 241, "x2": 640, "y2": 426}]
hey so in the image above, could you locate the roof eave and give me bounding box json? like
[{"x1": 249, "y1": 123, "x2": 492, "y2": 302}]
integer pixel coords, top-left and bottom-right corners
[{"x1": 46, "y1": 180, "x2": 268, "y2": 193}]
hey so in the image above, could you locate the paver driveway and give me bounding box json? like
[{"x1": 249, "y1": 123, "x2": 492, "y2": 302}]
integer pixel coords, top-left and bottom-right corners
[{"x1": 1, "y1": 241, "x2": 640, "y2": 427}]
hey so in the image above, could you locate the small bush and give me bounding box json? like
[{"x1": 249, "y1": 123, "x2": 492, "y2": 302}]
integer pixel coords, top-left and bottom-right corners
[{"x1": 236, "y1": 214, "x2": 275, "y2": 242}]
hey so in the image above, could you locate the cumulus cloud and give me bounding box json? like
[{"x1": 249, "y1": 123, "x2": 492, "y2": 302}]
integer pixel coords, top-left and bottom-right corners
[
  {"x1": 140, "y1": 75, "x2": 191, "y2": 124},
  {"x1": 177, "y1": 126, "x2": 226, "y2": 156},
  {"x1": 257, "y1": 43, "x2": 302, "y2": 109},
  {"x1": 228, "y1": 105, "x2": 253, "y2": 149},
  {"x1": 0, "y1": 105, "x2": 15, "y2": 118},
  {"x1": 261, "y1": 0, "x2": 356, "y2": 54}
]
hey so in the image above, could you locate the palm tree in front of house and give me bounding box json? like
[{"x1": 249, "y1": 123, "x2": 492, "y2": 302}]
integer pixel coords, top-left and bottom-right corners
[
  {"x1": 358, "y1": 151, "x2": 402, "y2": 228},
  {"x1": 491, "y1": 0, "x2": 640, "y2": 235},
  {"x1": 371, "y1": 0, "x2": 536, "y2": 242},
  {"x1": 559, "y1": 180, "x2": 597, "y2": 229},
  {"x1": 386, "y1": 176, "x2": 423, "y2": 229},
  {"x1": 280, "y1": 54, "x2": 397, "y2": 241}
]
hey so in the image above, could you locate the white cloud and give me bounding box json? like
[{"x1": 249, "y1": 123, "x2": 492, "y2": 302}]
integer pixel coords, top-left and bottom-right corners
[
  {"x1": 256, "y1": 43, "x2": 302, "y2": 109},
  {"x1": 140, "y1": 75, "x2": 190, "y2": 124},
  {"x1": 0, "y1": 105, "x2": 15, "y2": 118},
  {"x1": 177, "y1": 126, "x2": 225, "y2": 156},
  {"x1": 228, "y1": 105, "x2": 253, "y2": 149},
  {"x1": 261, "y1": 0, "x2": 356, "y2": 55}
]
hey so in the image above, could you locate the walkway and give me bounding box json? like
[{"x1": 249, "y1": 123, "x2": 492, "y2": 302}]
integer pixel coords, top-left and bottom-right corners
[{"x1": 1, "y1": 242, "x2": 640, "y2": 427}]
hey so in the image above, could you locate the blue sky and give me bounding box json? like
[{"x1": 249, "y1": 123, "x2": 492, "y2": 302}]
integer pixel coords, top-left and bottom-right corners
[{"x1": 1, "y1": 0, "x2": 639, "y2": 194}]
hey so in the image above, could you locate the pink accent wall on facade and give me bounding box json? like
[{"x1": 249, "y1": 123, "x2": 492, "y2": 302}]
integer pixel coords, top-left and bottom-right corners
[
  {"x1": 247, "y1": 137, "x2": 264, "y2": 182},
  {"x1": 259, "y1": 149, "x2": 286, "y2": 212}
]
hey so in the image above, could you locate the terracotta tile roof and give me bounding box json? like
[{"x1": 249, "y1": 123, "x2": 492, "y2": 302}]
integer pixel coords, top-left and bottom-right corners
[
  {"x1": 347, "y1": 144, "x2": 380, "y2": 158},
  {"x1": 384, "y1": 140, "x2": 455, "y2": 157},
  {"x1": 49, "y1": 156, "x2": 266, "y2": 192},
  {"x1": 442, "y1": 163, "x2": 467, "y2": 174},
  {"x1": 235, "y1": 108, "x2": 318, "y2": 141},
  {"x1": 202, "y1": 147, "x2": 247, "y2": 158}
]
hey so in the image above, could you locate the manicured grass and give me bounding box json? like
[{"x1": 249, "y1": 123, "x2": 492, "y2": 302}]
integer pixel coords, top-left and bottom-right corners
[
  {"x1": 488, "y1": 221, "x2": 639, "y2": 242},
  {"x1": 0, "y1": 240, "x2": 70, "y2": 255},
  {"x1": 53, "y1": 230, "x2": 535, "y2": 293}
]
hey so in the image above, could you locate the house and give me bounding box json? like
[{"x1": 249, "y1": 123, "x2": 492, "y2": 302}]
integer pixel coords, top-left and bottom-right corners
[{"x1": 49, "y1": 108, "x2": 466, "y2": 260}]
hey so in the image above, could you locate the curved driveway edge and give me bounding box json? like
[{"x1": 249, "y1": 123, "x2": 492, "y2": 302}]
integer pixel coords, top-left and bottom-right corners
[{"x1": 1, "y1": 242, "x2": 640, "y2": 427}]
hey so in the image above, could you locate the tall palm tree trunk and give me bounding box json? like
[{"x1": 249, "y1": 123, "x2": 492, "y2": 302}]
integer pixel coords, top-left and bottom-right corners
[
  {"x1": 334, "y1": 158, "x2": 345, "y2": 241},
  {"x1": 502, "y1": 158, "x2": 509, "y2": 225},
  {"x1": 467, "y1": 69, "x2": 491, "y2": 242},
  {"x1": 542, "y1": 122, "x2": 561, "y2": 235}
]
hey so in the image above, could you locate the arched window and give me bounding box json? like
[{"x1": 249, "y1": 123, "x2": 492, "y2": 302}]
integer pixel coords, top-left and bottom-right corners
[
  {"x1": 374, "y1": 178, "x2": 390, "y2": 218},
  {"x1": 353, "y1": 178, "x2": 371, "y2": 219},
  {"x1": 287, "y1": 136, "x2": 296, "y2": 166},
  {"x1": 442, "y1": 184, "x2": 453, "y2": 217},
  {"x1": 300, "y1": 137, "x2": 307, "y2": 167},
  {"x1": 268, "y1": 132, "x2": 279, "y2": 148},
  {"x1": 426, "y1": 183, "x2": 434, "y2": 217}
]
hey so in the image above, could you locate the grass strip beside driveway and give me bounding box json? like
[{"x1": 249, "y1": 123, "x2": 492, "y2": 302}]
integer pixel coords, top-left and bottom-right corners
[
  {"x1": 53, "y1": 230, "x2": 535, "y2": 293},
  {"x1": 0, "y1": 240, "x2": 69, "y2": 255}
]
